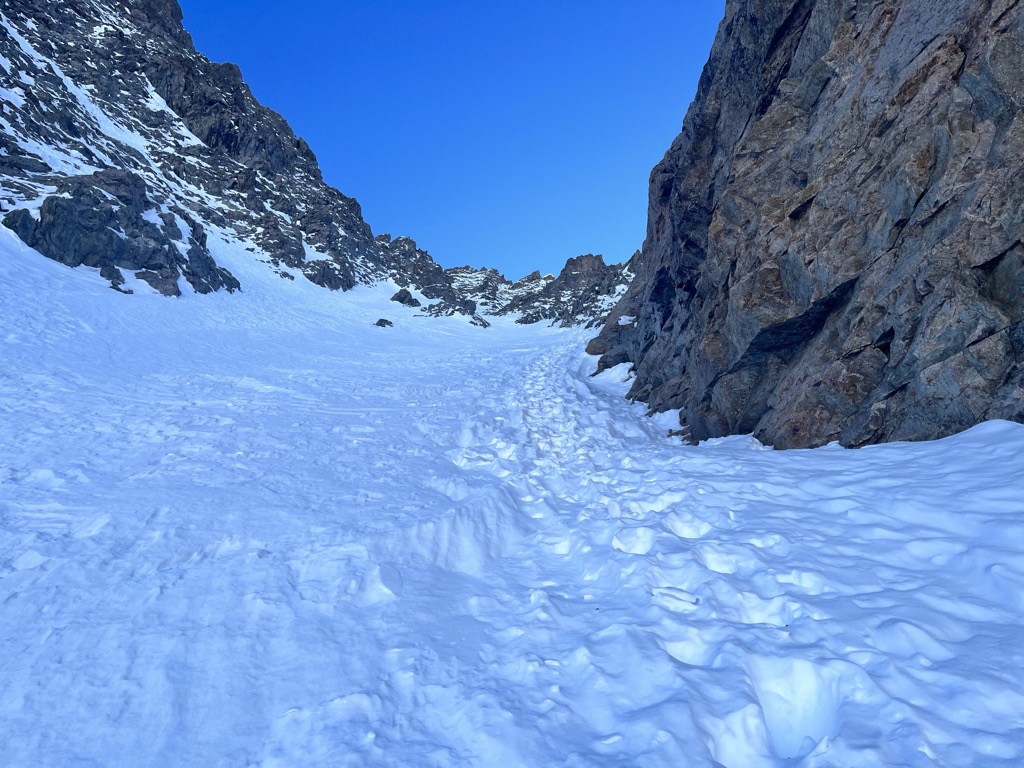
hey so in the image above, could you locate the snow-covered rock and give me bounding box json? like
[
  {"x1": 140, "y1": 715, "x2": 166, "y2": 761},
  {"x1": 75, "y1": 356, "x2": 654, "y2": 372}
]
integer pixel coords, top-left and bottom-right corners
[
  {"x1": 449, "y1": 252, "x2": 635, "y2": 328},
  {"x1": 0, "y1": 0, "x2": 380, "y2": 295},
  {"x1": 0, "y1": 0, "x2": 629, "y2": 327}
]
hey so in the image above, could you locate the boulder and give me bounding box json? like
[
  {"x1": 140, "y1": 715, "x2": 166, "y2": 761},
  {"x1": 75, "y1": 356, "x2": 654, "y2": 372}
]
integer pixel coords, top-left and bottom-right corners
[{"x1": 391, "y1": 288, "x2": 422, "y2": 308}]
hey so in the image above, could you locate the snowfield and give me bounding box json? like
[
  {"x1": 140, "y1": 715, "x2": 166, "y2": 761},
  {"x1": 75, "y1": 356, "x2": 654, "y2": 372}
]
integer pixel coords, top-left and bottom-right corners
[{"x1": 2, "y1": 229, "x2": 1024, "y2": 767}]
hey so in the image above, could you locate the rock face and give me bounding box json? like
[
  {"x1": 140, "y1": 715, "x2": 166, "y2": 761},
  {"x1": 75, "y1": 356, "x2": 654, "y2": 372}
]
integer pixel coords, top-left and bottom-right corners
[
  {"x1": 3, "y1": 168, "x2": 238, "y2": 295},
  {"x1": 377, "y1": 235, "x2": 482, "y2": 319},
  {"x1": 591, "y1": 0, "x2": 1024, "y2": 447},
  {"x1": 452, "y1": 254, "x2": 634, "y2": 328},
  {"x1": 0, "y1": 0, "x2": 369, "y2": 294},
  {"x1": 0, "y1": 0, "x2": 460, "y2": 312},
  {"x1": 446, "y1": 266, "x2": 543, "y2": 315},
  {"x1": 0, "y1": 0, "x2": 627, "y2": 326}
]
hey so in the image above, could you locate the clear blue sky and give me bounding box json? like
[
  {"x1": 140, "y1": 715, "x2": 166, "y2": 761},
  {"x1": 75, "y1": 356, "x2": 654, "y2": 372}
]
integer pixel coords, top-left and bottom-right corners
[{"x1": 177, "y1": 1, "x2": 724, "y2": 278}]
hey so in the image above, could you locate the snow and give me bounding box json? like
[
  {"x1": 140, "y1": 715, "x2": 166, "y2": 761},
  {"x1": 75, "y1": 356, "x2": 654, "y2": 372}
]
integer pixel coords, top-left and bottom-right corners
[
  {"x1": 141, "y1": 206, "x2": 163, "y2": 227},
  {"x1": 0, "y1": 83, "x2": 25, "y2": 108},
  {"x1": 302, "y1": 237, "x2": 326, "y2": 264},
  {"x1": 142, "y1": 80, "x2": 205, "y2": 148},
  {"x1": 2, "y1": 226, "x2": 1024, "y2": 767}
]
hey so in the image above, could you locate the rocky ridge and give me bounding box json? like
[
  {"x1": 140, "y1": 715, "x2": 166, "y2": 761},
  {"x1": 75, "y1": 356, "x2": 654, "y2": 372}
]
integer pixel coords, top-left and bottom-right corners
[
  {"x1": 591, "y1": 0, "x2": 1024, "y2": 447},
  {"x1": 447, "y1": 266, "x2": 553, "y2": 315},
  {"x1": 448, "y1": 254, "x2": 633, "y2": 328},
  {"x1": 0, "y1": 0, "x2": 381, "y2": 297},
  {"x1": 0, "y1": 0, "x2": 629, "y2": 326}
]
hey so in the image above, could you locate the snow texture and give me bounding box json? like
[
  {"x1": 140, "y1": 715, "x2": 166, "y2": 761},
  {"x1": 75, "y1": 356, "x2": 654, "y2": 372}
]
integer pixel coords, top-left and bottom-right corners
[{"x1": 2, "y1": 226, "x2": 1024, "y2": 766}]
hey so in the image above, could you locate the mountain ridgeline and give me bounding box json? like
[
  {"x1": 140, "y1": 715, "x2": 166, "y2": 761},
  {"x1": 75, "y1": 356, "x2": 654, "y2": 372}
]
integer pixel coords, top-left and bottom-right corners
[
  {"x1": 591, "y1": 0, "x2": 1024, "y2": 447},
  {"x1": 0, "y1": 0, "x2": 629, "y2": 327}
]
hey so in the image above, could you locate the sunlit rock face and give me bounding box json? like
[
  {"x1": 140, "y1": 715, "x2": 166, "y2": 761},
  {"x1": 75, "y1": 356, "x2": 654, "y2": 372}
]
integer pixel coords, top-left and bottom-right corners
[{"x1": 591, "y1": 0, "x2": 1024, "y2": 448}]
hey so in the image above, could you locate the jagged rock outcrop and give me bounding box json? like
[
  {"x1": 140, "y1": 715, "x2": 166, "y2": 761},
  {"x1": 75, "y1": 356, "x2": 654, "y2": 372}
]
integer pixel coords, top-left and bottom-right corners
[
  {"x1": 446, "y1": 266, "x2": 548, "y2": 314},
  {"x1": 390, "y1": 287, "x2": 422, "y2": 308},
  {"x1": 591, "y1": 0, "x2": 1024, "y2": 448},
  {"x1": 451, "y1": 254, "x2": 634, "y2": 328},
  {"x1": 0, "y1": 0, "x2": 463, "y2": 312},
  {"x1": 0, "y1": 0, "x2": 376, "y2": 294},
  {"x1": 377, "y1": 235, "x2": 473, "y2": 313},
  {"x1": 503, "y1": 254, "x2": 633, "y2": 327},
  {"x1": 0, "y1": 0, "x2": 637, "y2": 327},
  {"x1": 2, "y1": 168, "x2": 238, "y2": 295},
  {"x1": 375, "y1": 235, "x2": 492, "y2": 326}
]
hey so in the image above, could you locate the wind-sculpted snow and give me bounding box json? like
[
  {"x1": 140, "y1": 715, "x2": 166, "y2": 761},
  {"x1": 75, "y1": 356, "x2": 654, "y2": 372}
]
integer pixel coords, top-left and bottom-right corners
[{"x1": 2, "y1": 227, "x2": 1024, "y2": 766}]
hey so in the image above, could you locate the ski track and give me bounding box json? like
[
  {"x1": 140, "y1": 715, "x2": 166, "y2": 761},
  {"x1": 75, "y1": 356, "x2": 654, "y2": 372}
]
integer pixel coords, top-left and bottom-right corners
[{"x1": 2, "y1": 241, "x2": 1024, "y2": 766}]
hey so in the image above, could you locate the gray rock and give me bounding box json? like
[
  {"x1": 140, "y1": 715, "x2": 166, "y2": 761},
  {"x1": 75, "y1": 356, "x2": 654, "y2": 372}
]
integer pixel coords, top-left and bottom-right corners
[
  {"x1": 592, "y1": 0, "x2": 1024, "y2": 448},
  {"x1": 99, "y1": 264, "x2": 131, "y2": 294},
  {"x1": 446, "y1": 266, "x2": 524, "y2": 313},
  {"x1": 391, "y1": 288, "x2": 422, "y2": 308},
  {"x1": 0, "y1": 0, "x2": 474, "y2": 312},
  {"x1": 2, "y1": 169, "x2": 237, "y2": 295},
  {"x1": 504, "y1": 254, "x2": 634, "y2": 328},
  {"x1": 449, "y1": 253, "x2": 635, "y2": 328},
  {"x1": 374, "y1": 318, "x2": 393, "y2": 328},
  {"x1": 380, "y1": 236, "x2": 474, "y2": 316}
]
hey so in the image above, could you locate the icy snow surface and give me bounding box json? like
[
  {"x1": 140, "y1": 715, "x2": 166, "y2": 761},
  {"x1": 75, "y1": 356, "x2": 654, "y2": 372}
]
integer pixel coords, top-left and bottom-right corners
[{"x1": 2, "y1": 228, "x2": 1024, "y2": 767}]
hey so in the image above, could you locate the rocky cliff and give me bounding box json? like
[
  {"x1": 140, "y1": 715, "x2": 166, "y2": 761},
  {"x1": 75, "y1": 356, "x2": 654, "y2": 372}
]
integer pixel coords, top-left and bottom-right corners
[
  {"x1": 497, "y1": 254, "x2": 633, "y2": 328},
  {"x1": 450, "y1": 254, "x2": 633, "y2": 328},
  {"x1": 590, "y1": 0, "x2": 1024, "y2": 447},
  {"x1": 0, "y1": 0, "x2": 628, "y2": 325},
  {"x1": 447, "y1": 266, "x2": 553, "y2": 315},
  {"x1": 0, "y1": 0, "x2": 388, "y2": 296}
]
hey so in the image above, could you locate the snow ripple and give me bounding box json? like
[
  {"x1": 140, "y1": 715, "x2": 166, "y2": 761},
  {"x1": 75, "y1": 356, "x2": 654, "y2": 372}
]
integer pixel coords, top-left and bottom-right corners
[{"x1": 2, "y1": 237, "x2": 1024, "y2": 765}]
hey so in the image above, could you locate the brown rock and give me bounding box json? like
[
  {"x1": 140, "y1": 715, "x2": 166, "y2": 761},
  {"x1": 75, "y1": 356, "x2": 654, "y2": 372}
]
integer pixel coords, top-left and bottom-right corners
[{"x1": 592, "y1": 0, "x2": 1024, "y2": 447}]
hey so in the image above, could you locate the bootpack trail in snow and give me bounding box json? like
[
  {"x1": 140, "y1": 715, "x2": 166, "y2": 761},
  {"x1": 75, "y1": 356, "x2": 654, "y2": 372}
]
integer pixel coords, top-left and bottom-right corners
[{"x1": 2, "y1": 228, "x2": 1024, "y2": 767}]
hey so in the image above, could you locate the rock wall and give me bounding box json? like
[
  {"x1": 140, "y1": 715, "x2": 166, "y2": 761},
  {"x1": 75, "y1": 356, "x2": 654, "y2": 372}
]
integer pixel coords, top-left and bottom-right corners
[
  {"x1": 0, "y1": 0, "x2": 377, "y2": 294},
  {"x1": 590, "y1": 0, "x2": 1024, "y2": 447},
  {"x1": 498, "y1": 254, "x2": 633, "y2": 328}
]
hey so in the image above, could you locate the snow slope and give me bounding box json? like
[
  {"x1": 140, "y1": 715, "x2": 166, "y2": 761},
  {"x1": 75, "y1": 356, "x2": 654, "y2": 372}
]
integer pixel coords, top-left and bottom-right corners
[{"x1": 2, "y1": 228, "x2": 1024, "y2": 766}]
